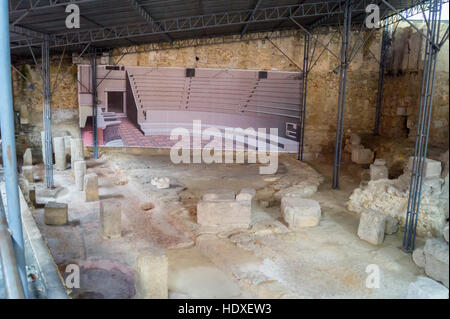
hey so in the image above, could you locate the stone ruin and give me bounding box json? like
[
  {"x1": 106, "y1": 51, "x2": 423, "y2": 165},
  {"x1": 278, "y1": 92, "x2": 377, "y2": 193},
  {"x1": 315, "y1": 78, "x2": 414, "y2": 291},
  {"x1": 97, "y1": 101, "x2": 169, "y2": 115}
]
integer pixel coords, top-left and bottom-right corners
[{"x1": 349, "y1": 152, "x2": 449, "y2": 238}]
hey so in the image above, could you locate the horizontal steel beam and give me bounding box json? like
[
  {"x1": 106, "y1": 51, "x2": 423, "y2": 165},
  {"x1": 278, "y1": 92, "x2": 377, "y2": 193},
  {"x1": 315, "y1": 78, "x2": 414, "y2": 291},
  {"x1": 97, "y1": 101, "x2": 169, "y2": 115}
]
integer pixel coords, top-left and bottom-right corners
[
  {"x1": 11, "y1": 1, "x2": 374, "y2": 49},
  {"x1": 9, "y1": 0, "x2": 98, "y2": 14}
]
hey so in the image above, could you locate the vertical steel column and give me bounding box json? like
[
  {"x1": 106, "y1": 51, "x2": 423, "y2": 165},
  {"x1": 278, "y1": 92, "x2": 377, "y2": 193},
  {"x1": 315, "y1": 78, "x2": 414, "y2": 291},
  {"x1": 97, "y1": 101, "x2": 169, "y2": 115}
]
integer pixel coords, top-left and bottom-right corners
[
  {"x1": 402, "y1": 0, "x2": 443, "y2": 252},
  {"x1": 91, "y1": 52, "x2": 99, "y2": 159},
  {"x1": 374, "y1": 25, "x2": 391, "y2": 136},
  {"x1": 299, "y1": 34, "x2": 310, "y2": 161},
  {"x1": 42, "y1": 35, "x2": 54, "y2": 188},
  {"x1": 0, "y1": 0, "x2": 28, "y2": 297},
  {"x1": 332, "y1": 0, "x2": 352, "y2": 189}
]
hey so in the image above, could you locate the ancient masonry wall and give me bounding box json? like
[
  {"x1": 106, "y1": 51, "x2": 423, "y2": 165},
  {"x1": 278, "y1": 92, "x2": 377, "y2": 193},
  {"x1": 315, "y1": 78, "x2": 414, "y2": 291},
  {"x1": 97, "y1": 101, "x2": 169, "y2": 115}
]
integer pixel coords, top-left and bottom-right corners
[
  {"x1": 380, "y1": 22, "x2": 449, "y2": 148},
  {"x1": 11, "y1": 24, "x2": 449, "y2": 160}
]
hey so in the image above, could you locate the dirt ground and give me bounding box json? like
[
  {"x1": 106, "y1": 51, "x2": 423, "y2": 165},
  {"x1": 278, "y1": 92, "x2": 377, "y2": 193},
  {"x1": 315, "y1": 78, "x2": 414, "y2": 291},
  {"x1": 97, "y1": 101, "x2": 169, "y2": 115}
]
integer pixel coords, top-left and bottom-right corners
[{"x1": 26, "y1": 150, "x2": 425, "y2": 299}]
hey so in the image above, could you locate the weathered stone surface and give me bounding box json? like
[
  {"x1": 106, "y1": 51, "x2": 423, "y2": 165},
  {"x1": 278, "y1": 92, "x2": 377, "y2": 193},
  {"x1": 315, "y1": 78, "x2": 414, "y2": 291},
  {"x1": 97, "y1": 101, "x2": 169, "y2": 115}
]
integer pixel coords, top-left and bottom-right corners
[
  {"x1": 100, "y1": 201, "x2": 122, "y2": 239},
  {"x1": 197, "y1": 199, "x2": 251, "y2": 229},
  {"x1": 412, "y1": 248, "x2": 426, "y2": 268},
  {"x1": 281, "y1": 197, "x2": 321, "y2": 229},
  {"x1": 44, "y1": 202, "x2": 68, "y2": 226},
  {"x1": 424, "y1": 238, "x2": 449, "y2": 288},
  {"x1": 385, "y1": 215, "x2": 398, "y2": 235},
  {"x1": 407, "y1": 277, "x2": 449, "y2": 299},
  {"x1": 53, "y1": 137, "x2": 66, "y2": 171},
  {"x1": 444, "y1": 223, "x2": 449, "y2": 243},
  {"x1": 23, "y1": 148, "x2": 32, "y2": 166},
  {"x1": 202, "y1": 189, "x2": 235, "y2": 201},
  {"x1": 370, "y1": 163, "x2": 389, "y2": 181},
  {"x1": 70, "y1": 138, "x2": 84, "y2": 172},
  {"x1": 357, "y1": 210, "x2": 386, "y2": 245},
  {"x1": 151, "y1": 177, "x2": 170, "y2": 189},
  {"x1": 236, "y1": 188, "x2": 256, "y2": 201},
  {"x1": 22, "y1": 165, "x2": 34, "y2": 183},
  {"x1": 29, "y1": 186, "x2": 36, "y2": 207},
  {"x1": 63, "y1": 136, "x2": 72, "y2": 157},
  {"x1": 134, "y1": 250, "x2": 168, "y2": 299},
  {"x1": 274, "y1": 182, "x2": 318, "y2": 201},
  {"x1": 348, "y1": 178, "x2": 448, "y2": 237},
  {"x1": 350, "y1": 133, "x2": 361, "y2": 145},
  {"x1": 84, "y1": 173, "x2": 99, "y2": 202},
  {"x1": 407, "y1": 157, "x2": 442, "y2": 178},
  {"x1": 74, "y1": 161, "x2": 87, "y2": 191},
  {"x1": 374, "y1": 158, "x2": 386, "y2": 166},
  {"x1": 352, "y1": 148, "x2": 374, "y2": 165}
]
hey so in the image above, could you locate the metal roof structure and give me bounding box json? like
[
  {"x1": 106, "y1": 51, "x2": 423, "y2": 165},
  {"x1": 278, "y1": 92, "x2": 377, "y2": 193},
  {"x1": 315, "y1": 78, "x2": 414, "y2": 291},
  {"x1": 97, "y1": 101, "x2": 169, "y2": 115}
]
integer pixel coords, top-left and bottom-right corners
[{"x1": 9, "y1": 0, "x2": 434, "y2": 56}]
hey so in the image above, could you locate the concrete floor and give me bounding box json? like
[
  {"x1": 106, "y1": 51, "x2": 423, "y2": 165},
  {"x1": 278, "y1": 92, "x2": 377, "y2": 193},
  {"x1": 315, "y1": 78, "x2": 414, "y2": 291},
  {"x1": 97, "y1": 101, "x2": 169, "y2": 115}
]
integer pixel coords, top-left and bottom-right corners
[{"x1": 27, "y1": 151, "x2": 426, "y2": 299}]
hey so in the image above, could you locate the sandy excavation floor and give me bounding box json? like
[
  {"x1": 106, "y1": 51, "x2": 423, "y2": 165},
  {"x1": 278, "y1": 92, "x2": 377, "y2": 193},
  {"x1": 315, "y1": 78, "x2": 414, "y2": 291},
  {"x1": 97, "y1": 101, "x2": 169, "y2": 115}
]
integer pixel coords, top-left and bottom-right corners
[{"x1": 27, "y1": 151, "x2": 425, "y2": 299}]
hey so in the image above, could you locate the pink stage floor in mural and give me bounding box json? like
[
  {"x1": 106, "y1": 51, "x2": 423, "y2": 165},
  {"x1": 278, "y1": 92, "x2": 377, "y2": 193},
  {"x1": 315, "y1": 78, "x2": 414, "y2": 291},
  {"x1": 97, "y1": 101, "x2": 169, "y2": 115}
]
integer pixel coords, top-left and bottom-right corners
[{"x1": 81, "y1": 117, "x2": 237, "y2": 149}]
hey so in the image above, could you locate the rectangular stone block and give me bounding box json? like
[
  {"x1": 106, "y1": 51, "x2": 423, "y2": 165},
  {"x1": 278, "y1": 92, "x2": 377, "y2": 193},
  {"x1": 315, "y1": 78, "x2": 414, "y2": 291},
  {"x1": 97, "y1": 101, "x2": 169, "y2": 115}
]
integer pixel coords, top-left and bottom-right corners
[
  {"x1": 134, "y1": 250, "x2": 168, "y2": 299},
  {"x1": 202, "y1": 189, "x2": 235, "y2": 201},
  {"x1": 357, "y1": 210, "x2": 386, "y2": 245},
  {"x1": 53, "y1": 137, "x2": 66, "y2": 171},
  {"x1": 197, "y1": 199, "x2": 251, "y2": 229},
  {"x1": 236, "y1": 188, "x2": 256, "y2": 202},
  {"x1": 22, "y1": 165, "x2": 34, "y2": 183},
  {"x1": 23, "y1": 148, "x2": 32, "y2": 166},
  {"x1": 370, "y1": 164, "x2": 388, "y2": 181},
  {"x1": 71, "y1": 138, "x2": 84, "y2": 173},
  {"x1": 74, "y1": 161, "x2": 87, "y2": 191},
  {"x1": 424, "y1": 238, "x2": 449, "y2": 288},
  {"x1": 281, "y1": 197, "x2": 321, "y2": 229},
  {"x1": 100, "y1": 201, "x2": 122, "y2": 239},
  {"x1": 84, "y1": 173, "x2": 99, "y2": 202},
  {"x1": 44, "y1": 202, "x2": 68, "y2": 225},
  {"x1": 352, "y1": 148, "x2": 374, "y2": 164},
  {"x1": 407, "y1": 157, "x2": 442, "y2": 178}
]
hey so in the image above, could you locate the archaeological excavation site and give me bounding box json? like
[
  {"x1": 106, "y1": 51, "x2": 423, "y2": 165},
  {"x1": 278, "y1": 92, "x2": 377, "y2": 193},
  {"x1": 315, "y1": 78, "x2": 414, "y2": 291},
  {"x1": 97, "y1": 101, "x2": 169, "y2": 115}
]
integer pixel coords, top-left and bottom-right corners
[{"x1": 0, "y1": 0, "x2": 449, "y2": 304}]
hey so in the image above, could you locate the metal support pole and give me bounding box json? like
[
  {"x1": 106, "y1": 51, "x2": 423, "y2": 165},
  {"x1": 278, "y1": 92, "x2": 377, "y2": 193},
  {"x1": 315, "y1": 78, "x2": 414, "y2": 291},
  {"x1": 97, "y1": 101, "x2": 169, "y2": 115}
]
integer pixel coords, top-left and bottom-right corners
[
  {"x1": 0, "y1": 197, "x2": 25, "y2": 299},
  {"x1": 42, "y1": 35, "x2": 54, "y2": 188},
  {"x1": 374, "y1": 24, "x2": 391, "y2": 136},
  {"x1": 402, "y1": 0, "x2": 443, "y2": 253},
  {"x1": 91, "y1": 52, "x2": 99, "y2": 159},
  {"x1": 332, "y1": 0, "x2": 351, "y2": 189},
  {"x1": 0, "y1": 0, "x2": 28, "y2": 297},
  {"x1": 299, "y1": 34, "x2": 310, "y2": 161}
]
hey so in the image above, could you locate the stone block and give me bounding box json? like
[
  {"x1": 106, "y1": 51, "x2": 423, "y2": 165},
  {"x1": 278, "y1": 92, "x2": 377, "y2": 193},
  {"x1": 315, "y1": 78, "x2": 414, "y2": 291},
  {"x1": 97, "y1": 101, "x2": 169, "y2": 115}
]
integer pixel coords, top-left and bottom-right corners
[
  {"x1": 53, "y1": 137, "x2": 66, "y2": 171},
  {"x1": 44, "y1": 202, "x2": 68, "y2": 225},
  {"x1": 412, "y1": 248, "x2": 426, "y2": 268},
  {"x1": 151, "y1": 177, "x2": 170, "y2": 189},
  {"x1": 100, "y1": 201, "x2": 122, "y2": 239},
  {"x1": 236, "y1": 188, "x2": 256, "y2": 201},
  {"x1": 385, "y1": 215, "x2": 398, "y2": 235},
  {"x1": 29, "y1": 186, "x2": 36, "y2": 207},
  {"x1": 22, "y1": 165, "x2": 34, "y2": 183},
  {"x1": 23, "y1": 148, "x2": 32, "y2": 166},
  {"x1": 350, "y1": 133, "x2": 361, "y2": 145},
  {"x1": 84, "y1": 173, "x2": 99, "y2": 202},
  {"x1": 70, "y1": 138, "x2": 84, "y2": 172},
  {"x1": 374, "y1": 158, "x2": 386, "y2": 166},
  {"x1": 424, "y1": 238, "x2": 449, "y2": 288},
  {"x1": 63, "y1": 136, "x2": 72, "y2": 156},
  {"x1": 74, "y1": 161, "x2": 87, "y2": 191},
  {"x1": 134, "y1": 250, "x2": 168, "y2": 299},
  {"x1": 407, "y1": 277, "x2": 449, "y2": 299},
  {"x1": 352, "y1": 148, "x2": 374, "y2": 165},
  {"x1": 197, "y1": 199, "x2": 251, "y2": 229},
  {"x1": 357, "y1": 210, "x2": 386, "y2": 245},
  {"x1": 281, "y1": 197, "x2": 321, "y2": 229},
  {"x1": 407, "y1": 157, "x2": 442, "y2": 178},
  {"x1": 370, "y1": 164, "x2": 389, "y2": 181},
  {"x1": 202, "y1": 189, "x2": 235, "y2": 201}
]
